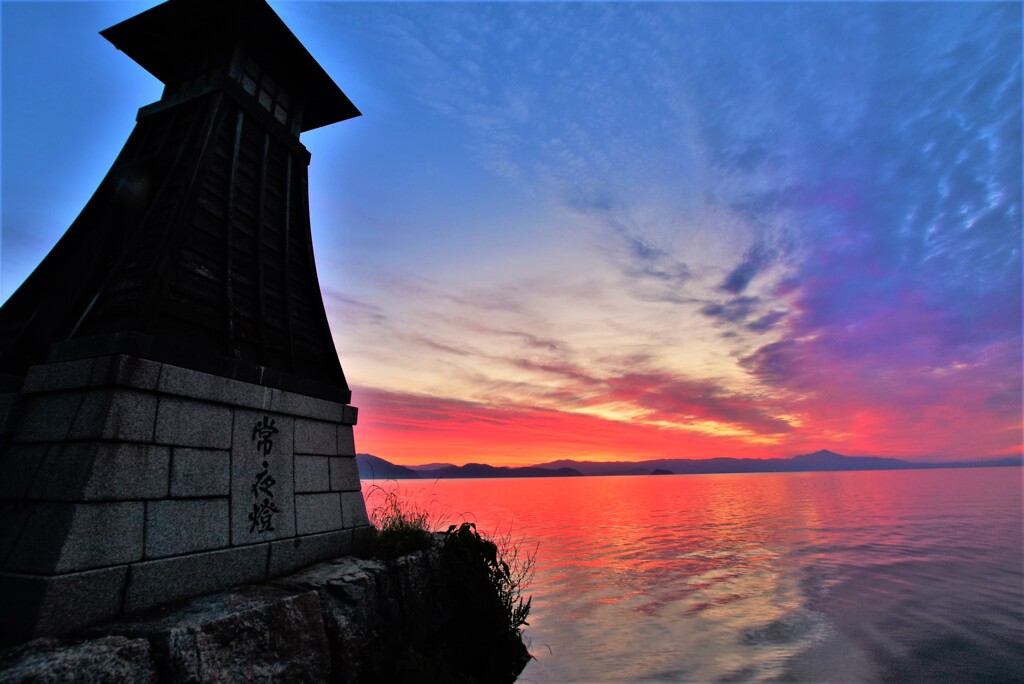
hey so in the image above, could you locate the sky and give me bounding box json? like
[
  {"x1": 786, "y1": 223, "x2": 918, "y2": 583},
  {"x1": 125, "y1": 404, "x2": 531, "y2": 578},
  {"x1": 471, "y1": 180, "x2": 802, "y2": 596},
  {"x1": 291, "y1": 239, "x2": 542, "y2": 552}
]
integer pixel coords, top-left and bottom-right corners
[{"x1": 1, "y1": 1, "x2": 1021, "y2": 466}]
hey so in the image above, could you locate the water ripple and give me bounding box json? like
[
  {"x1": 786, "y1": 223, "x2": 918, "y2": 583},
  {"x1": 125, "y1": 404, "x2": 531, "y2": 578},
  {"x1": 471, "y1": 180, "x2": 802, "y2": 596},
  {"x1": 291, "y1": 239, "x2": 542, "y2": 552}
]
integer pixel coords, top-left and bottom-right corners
[{"x1": 376, "y1": 468, "x2": 1023, "y2": 682}]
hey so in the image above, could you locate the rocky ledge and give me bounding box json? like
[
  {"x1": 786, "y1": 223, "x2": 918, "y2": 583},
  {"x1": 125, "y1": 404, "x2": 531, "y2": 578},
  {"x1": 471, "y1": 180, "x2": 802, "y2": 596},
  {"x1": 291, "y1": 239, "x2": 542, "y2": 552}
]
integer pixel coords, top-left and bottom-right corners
[{"x1": 0, "y1": 540, "x2": 531, "y2": 683}]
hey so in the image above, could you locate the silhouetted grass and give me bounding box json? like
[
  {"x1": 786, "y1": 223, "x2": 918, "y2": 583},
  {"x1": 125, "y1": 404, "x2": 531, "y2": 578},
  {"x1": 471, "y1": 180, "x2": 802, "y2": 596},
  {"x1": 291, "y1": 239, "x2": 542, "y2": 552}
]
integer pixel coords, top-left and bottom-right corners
[{"x1": 356, "y1": 483, "x2": 436, "y2": 560}]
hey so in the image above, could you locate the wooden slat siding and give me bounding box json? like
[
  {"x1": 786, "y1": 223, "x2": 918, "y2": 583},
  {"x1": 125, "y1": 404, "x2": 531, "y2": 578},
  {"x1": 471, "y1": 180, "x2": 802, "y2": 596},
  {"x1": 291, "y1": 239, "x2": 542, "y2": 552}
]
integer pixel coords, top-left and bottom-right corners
[
  {"x1": 68, "y1": 118, "x2": 175, "y2": 335},
  {"x1": 257, "y1": 131, "x2": 270, "y2": 360},
  {"x1": 101, "y1": 107, "x2": 193, "y2": 325},
  {"x1": 162, "y1": 307, "x2": 223, "y2": 352},
  {"x1": 225, "y1": 109, "x2": 245, "y2": 358},
  {"x1": 162, "y1": 100, "x2": 235, "y2": 343},
  {"x1": 68, "y1": 98, "x2": 204, "y2": 340},
  {"x1": 228, "y1": 115, "x2": 261, "y2": 361},
  {"x1": 283, "y1": 152, "x2": 295, "y2": 371},
  {"x1": 293, "y1": 152, "x2": 344, "y2": 385},
  {"x1": 261, "y1": 178, "x2": 287, "y2": 361},
  {"x1": 140, "y1": 92, "x2": 230, "y2": 336},
  {"x1": 0, "y1": 3, "x2": 357, "y2": 403}
]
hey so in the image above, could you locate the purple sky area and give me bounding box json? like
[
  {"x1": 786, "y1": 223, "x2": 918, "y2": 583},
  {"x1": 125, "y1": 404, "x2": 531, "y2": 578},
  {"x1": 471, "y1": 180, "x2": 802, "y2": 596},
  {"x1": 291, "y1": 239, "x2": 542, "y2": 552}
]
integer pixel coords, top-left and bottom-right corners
[{"x1": 2, "y1": 1, "x2": 1020, "y2": 464}]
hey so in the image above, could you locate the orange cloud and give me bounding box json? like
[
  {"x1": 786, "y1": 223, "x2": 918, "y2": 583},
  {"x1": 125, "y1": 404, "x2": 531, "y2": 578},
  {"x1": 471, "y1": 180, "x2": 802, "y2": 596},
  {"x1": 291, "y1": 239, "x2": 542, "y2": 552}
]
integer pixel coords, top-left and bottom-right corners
[{"x1": 352, "y1": 387, "x2": 813, "y2": 467}]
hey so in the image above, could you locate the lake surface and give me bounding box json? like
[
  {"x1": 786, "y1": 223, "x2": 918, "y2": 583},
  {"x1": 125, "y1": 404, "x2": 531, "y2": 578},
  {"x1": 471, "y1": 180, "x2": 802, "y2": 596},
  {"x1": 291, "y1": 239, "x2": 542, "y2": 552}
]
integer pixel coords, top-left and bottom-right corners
[{"x1": 363, "y1": 467, "x2": 1023, "y2": 682}]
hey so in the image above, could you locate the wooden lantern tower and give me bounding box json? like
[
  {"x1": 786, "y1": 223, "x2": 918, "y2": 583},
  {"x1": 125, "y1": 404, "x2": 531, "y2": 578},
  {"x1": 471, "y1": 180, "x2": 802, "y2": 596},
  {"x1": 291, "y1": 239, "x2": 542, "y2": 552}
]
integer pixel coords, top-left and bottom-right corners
[{"x1": 0, "y1": 0, "x2": 369, "y2": 641}]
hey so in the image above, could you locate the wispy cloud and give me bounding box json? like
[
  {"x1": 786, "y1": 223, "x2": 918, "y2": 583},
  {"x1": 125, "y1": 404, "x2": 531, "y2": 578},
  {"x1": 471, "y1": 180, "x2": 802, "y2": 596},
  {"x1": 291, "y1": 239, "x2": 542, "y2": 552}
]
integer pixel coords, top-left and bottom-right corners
[
  {"x1": 312, "y1": 3, "x2": 1022, "y2": 462},
  {"x1": 720, "y1": 243, "x2": 775, "y2": 295},
  {"x1": 4, "y1": 1, "x2": 1019, "y2": 466},
  {"x1": 700, "y1": 297, "x2": 762, "y2": 327},
  {"x1": 353, "y1": 386, "x2": 796, "y2": 466}
]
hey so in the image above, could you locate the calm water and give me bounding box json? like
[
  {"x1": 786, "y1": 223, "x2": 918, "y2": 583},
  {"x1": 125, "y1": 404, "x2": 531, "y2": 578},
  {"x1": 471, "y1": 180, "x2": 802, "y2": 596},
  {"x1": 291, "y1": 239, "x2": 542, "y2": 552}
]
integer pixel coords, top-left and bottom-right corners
[{"x1": 363, "y1": 468, "x2": 1024, "y2": 682}]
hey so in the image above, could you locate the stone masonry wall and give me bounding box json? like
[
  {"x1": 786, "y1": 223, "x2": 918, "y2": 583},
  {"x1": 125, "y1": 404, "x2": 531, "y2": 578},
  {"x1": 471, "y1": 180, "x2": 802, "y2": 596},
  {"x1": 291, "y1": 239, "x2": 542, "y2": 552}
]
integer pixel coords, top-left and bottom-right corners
[
  {"x1": 0, "y1": 354, "x2": 369, "y2": 641},
  {"x1": 0, "y1": 543, "x2": 532, "y2": 684}
]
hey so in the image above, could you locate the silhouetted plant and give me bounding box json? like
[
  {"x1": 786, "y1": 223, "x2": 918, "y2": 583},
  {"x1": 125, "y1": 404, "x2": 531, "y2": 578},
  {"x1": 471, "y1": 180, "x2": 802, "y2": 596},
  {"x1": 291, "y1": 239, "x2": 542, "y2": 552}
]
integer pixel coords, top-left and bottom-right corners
[
  {"x1": 355, "y1": 484, "x2": 536, "y2": 681},
  {"x1": 444, "y1": 521, "x2": 535, "y2": 637}
]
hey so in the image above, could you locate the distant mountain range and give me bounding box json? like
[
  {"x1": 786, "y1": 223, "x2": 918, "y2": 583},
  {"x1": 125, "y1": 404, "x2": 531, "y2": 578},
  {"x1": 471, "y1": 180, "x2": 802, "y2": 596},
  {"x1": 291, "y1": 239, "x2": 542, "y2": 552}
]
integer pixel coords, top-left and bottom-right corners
[
  {"x1": 356, "y1": 454, "x2": 581, "y2": 480},
  {"x1": 534, "y1": 450, "x2": 1023, "y2": 477},
  {"x1": 356, "y1": 454, "x2": 423, "y2": 480},
  {"x1": 356, "y1": 449, "x2": 1022, "y2": 480}
]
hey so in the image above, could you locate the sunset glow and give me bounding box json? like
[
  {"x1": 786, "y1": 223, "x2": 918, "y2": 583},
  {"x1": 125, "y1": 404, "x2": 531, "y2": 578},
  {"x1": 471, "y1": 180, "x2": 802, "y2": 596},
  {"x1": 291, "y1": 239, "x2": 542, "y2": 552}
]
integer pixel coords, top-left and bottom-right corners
[{"x1": 2, "y1": 2, "x2": 1020, "y2": 467}]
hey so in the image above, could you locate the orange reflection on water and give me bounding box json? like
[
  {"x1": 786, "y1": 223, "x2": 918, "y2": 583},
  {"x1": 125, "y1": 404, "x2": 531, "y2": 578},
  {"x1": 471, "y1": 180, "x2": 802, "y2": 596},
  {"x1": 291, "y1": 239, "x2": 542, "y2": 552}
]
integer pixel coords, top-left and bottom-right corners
[
  {"x1": 368, "y1": 468, "x2": 1023, "y2": 682},
  {"x1": 375, "y1": 473, "x2": 820, "y2": 679}
]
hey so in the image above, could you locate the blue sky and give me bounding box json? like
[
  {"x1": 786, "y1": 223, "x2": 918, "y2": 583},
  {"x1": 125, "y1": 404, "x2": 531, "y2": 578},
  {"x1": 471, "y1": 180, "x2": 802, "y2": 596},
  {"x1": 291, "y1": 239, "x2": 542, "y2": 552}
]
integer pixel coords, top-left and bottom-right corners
[{"x1": 2, "y1": 1, "x2": 1021, "y2": 464}]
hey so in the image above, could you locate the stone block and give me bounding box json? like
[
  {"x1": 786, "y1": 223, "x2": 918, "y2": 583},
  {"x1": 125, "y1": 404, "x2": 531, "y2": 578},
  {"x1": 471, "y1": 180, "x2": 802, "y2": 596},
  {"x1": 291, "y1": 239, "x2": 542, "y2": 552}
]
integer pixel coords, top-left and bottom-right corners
[
  {"x1": 20, "y1": 356, "x2": 161, "y2": 395},
  {"x1": 329, "y1": 457, "x2": 361, "y2": 492},
  {"x1": 337, "y1": 424, "x2": 356, "y2": 456},
  {"x1": 231, "y1": 410, "x2": 295, "y2": 544},
  {"x1": 68, "y1": 389, "x2": 158, "y2": 442},
  {"x1": 341, "y1": 491, "x2": 370, "y2": 528},
  {"x1": 267, "y1": 529, "x2": 354, "y2": 577},
  {"x1": 0, "y1": 391, "x2": 19, "y2": 436},
  {"x1": 155, "y1": 397, "x2": 232, "y2": 448},
  {"x1": 159, "y1": 364, "x2": 265, "y2": 413},
  {"x1": 295, "y1": 493, "x2": 342, "y2": 535},
  {"x1": 295, "y1": 455, "x2": 330, "y2": 493},
  {"x1": 21, "y1": 358, "x2": 95, "y2": 393},
  {"x1": 146, "y1": 499, "x2": 230, "y2": 558},
  {"x1": 342, "y1": 405, "x2": 359, "y2": 426},
  {"x1": 0, "y1": 444, "x2": 53, "y2": 499},
  {"x1": 0, "y1": 566, "x2": 129, "y2": 640},
  {"x1": 171, "y1": 448, "x2": 230, "y2": 497},
  {"x1": 23, "y1": 442, "x2": 170, "y2": 501},
  {"x1": 13, "y1": 392, "x2": 83, "y2": 443},
  {"x1": 0, "y1": 502, "x2": 35, "y2": 562},
  {"x1": 0, "y1": 635, "x2": 157, "y2": 682},
  {"x1": 160, "y1": 364, "x2": 347, "y2": 422},
  {"x1": 267, "y1": 390, "x2": 346, "y2": 423},
  {"x1": 125, "y1": 544, "x2": 269, "y2": 613},
  {"x1": 294, "y1": 418, "x2": 336, "y2": 455},
  {"x1": 107, "y1": 588, "x2": 328, "y2": 683},
  {"x1": 5, "y1": 502, "x2": 144, "y2": 573},
  {"x1": 90, "y1": 355, "x2": 162, "y2": 391}
]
